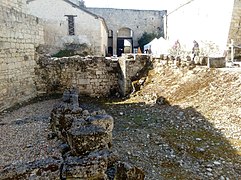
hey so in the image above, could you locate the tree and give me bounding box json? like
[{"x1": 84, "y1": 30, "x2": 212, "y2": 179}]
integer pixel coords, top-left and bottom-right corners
[
  {"x1": 79, "y1": 0, "x2": 86, "y2": 8},
  {"x1": 138, "y1": 32, "x2": 161, "y2": 53}
]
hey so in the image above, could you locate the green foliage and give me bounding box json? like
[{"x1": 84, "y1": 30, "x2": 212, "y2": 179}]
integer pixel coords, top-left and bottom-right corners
[
  {"x1": 79, "y1": 0, "x2": 86, "y2": 8},
  {"x1": 52, "y1": 49, "x2": 75, "y2": 57},
  {"x1": 138, "y1": 32, "x2": 161, "y2": 53}
]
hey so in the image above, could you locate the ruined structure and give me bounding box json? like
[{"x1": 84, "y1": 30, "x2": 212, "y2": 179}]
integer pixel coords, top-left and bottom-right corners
[
  {"x1": 35, "y1": 56, "x2": 120, "y2": 97},
  {"x1": 0, "y1": 89, "x2": 145, "y2": 179},
  {"x1": 35, "y1": 54, "x2": 151, "y2": 97},
  {"x1": 1, "y1": 0, "x2": 241, "y2": 111}
]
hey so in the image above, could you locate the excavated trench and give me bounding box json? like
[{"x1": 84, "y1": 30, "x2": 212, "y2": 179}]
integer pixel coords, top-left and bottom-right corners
[{"x1": 0, "y1": 64, "x2": 241, "y2": 179}]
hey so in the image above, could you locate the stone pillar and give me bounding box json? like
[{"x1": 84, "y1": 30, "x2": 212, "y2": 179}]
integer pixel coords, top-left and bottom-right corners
[{"x1": 118, "y1": 57, "x2": 127, "y2": 96}]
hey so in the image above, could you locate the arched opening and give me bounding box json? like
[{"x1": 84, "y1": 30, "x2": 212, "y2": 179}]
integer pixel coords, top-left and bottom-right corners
[{"x1": 117, "y1": 27, "x2": 133, "y2": 56}]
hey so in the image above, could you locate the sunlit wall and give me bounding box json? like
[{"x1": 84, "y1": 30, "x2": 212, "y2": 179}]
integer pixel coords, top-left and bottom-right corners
[{"x1": 167, "y1": 0, "x2": 235, "y2": 51}]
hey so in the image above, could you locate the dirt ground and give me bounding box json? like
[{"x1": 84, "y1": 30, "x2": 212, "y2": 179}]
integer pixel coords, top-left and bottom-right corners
[{"x1": 0, "y1": 65, "x2": 240, "y2": 179}]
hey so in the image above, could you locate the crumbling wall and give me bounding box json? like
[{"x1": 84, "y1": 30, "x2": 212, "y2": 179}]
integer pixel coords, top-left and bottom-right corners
[
  {"x1": 0, "y1": 2, "x2": 44, "y2": 111},
  {"x1": 118, "y1": 55, "x2": 152, "y2": 96},
  {"x1": 35, "y1": 56, "x2": 120, "y2": 97}
]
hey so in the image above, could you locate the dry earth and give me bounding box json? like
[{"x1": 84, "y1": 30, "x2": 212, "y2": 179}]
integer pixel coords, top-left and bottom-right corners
[{"x1": 0, "y1": 65, "x2": 241, "y2": 179}]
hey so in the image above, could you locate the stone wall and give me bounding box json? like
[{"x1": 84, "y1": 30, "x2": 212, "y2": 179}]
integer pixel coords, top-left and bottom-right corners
[
  {"x1": 228, "y1": 0, "x2": 241, "y2": 45},
  {"x1": 1, "y1": 0, "x2": 27, "y2": 12},
  {"x1": 118, "y1": 55, "x2": 152, "y2": 96},
  {"x1": 35, "y1": 56, "x2": 120, "y2": 97},
  {"x1": 208, "y1": 57, "x2": 226, "y2": 68},
  {"x1": 0, "y1": 3, "x2": 44, "y2": 111}
]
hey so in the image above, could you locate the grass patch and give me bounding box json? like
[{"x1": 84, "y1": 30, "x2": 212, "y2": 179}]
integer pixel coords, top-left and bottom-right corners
[{"x1": 160, "y1": 128, "x2": 239, "y2": 162}]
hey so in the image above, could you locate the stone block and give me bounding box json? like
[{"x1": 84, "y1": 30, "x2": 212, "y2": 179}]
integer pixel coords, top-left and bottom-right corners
[
  {"x1": 208, "y1": 57, "x2": 226, "y2": 68},
  {"x1": 115, "y1": 162, "x2": 145, "y2": 180},
  {"x1": 62, "y1": 149, "x2": 118, "y2": 179},
  {"x1": 0, "y1": 157, "x2": 62, "y2": 180},
  {"x1": 67, "y1": 122, "x2": 112, "y2": 156}
]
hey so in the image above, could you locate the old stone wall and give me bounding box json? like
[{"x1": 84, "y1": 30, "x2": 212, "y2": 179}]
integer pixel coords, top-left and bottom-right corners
[
  {"x1": 119, "y1": 55, "x2": 152, "y2": 96},
  {"x1": 0, "y1": 3, "x2": 44, "y2": 111},
  {"x1": 228, "y1": 0, "x2": 241, "y2": 45},
  {"x1": 35, "y1": 56, "x2": 120, "y2": 97},
  {"x1": 1, "y1": 0, "x2": 27, "y2": 12}
]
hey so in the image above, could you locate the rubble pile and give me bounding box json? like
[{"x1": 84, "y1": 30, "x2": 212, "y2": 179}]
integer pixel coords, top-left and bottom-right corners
[{"x1": 50, "y1": 88, "x2": 145, "y2": 179}]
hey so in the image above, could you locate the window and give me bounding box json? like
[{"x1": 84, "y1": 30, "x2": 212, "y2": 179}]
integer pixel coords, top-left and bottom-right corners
[
  {"x1": 65, "y1": 15, "x2": 77, "y2": 35},
  {"x1": 108, "y1": 30, "x2": 113, "y2": 37}
]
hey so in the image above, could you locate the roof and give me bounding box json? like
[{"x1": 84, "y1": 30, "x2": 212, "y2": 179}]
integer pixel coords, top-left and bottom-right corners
[{"x1": 26, "y1": 0, "x2": 108, "y2": 30}]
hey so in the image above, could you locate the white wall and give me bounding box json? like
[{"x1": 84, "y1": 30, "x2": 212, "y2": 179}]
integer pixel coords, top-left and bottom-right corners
[
  {"x1": 167, "y1": 0, "x2": 234, "y2": 53},
  {"x1": 27, "y1": 0, "x2": 107, "y2": 56}
]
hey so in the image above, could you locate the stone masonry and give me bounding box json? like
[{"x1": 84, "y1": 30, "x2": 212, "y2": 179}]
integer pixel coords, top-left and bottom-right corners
[
  {"x1": 228, "y1": 0, "x2": 241, "y2": 45},
  {"x1": 119, "y1": 54, "x2": 152, "y2": 96},
  {"x1": 35, "y1": 56, "x2": 120, "y2": 97},
  {"x1": 88, "y1": 8, "x2": 167, "y2": 55},
  {"x1": 1, "y1": 0, "x2": 27, "y2": 13},
  {"x1": 35, "y1": 54, "x2": 152, "y2": 98},
  {"x1": 0, "y1": 1, "x2": 44, "y2": 111}
]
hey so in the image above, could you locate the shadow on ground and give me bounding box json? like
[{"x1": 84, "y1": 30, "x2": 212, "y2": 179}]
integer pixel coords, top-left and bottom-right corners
[{"x1": 79, "y1": 96, "x2": 241, "y2": 180}]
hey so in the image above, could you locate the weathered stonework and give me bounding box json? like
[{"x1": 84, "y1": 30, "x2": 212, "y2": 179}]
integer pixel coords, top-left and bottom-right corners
[
  {"x1": 119, "y1": 55, "x2": 152, "y2": 96},
  {"x1": 228, "y1": 0, "x2": 241, "y2": 45},
  {"x1": 35, "y1": 56, "x2": 120, "y2": 97},
  {"x1": 1, "y1": 0, "x2": 27, "y2": 12},
  {"x1": 50, "y1": 89, "x2": 145, "y2": 179},
  {"x1": 208, "y1": 57, "x2": 226, "y2": 68},
  {"x1": 0, "y1": 2, "x2": 44, "y2": 111}
]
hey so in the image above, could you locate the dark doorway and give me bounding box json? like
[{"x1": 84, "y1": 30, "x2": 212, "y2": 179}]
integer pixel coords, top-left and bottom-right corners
[
  {"x1": 108, "y1": 30, "x2": 113, "y2": 56},
  {"x1": 108, "y1": 47, "x2": 113, "y2": 56},
  {"x1": 117, "y1": 38, "x2": 133, "y2": 57}
]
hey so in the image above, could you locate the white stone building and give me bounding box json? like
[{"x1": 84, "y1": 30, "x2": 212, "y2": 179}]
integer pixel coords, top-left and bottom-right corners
[{"x1": 26, "y1": 0, "x2": 108, "y2": 56}]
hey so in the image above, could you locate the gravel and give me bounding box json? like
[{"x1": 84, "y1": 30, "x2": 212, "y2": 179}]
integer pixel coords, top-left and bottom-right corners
[
  {"x1": 0, "y1": 66, "x2": 241, "y2": 179},
  {"x1": 0, "y1": 99, "x2": 62, "y2": 171}
]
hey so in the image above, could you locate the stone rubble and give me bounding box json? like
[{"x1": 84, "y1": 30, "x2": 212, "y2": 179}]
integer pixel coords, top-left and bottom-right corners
[
  {"x1": 0, "y1": 89, "x2": 145, "y2": 179},
  {"x1": 0, "y1": 65, "x2": 240, "y2": 179}
]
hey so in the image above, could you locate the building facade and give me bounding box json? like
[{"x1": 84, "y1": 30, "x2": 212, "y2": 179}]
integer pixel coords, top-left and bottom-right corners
[
  {"x1": 166, "y1": 0, "x2": 239, "y2": 54},
  {"x1": 27, "y1": 0, "x2": 108, "y2": 56},
  {"x1": 88, "y1": 8, "x2": 167, "y2": 56}
]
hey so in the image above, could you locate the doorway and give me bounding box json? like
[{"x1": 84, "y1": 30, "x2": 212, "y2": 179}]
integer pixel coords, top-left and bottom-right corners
[{"x1": 117, "y1": 27, "x2": 133, "y2": 56}]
